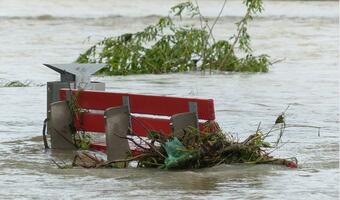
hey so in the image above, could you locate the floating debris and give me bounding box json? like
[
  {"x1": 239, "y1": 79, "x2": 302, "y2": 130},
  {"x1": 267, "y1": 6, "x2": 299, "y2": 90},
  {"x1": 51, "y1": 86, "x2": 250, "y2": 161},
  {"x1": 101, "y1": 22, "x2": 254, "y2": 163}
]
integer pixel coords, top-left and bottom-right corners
[
  {"x1": 71, "y1": 121, "x2": 299, "y2": 170},
  {"x1": 3, "y1": 80, "x2": 30, "y2": 87}
]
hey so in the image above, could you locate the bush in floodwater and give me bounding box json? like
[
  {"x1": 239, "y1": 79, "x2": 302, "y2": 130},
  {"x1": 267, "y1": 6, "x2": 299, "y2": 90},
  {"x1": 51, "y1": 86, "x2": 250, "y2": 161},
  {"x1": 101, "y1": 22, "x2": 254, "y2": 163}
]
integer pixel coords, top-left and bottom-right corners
[
  {"x1": 3, "y1": 81, "x2": 30, "y2": 87},
  {"x1": 76, "y1": 0, "x2": 270, "y2": 75}
]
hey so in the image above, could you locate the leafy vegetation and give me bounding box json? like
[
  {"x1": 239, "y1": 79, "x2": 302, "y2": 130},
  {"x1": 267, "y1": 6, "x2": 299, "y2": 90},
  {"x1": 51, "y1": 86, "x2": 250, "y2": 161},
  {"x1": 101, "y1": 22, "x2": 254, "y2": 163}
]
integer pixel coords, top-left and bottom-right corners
[
  {"x1": 76, "y1": 0, "x2": 270, "y2": 75},
  {"x1": 2, "y1": 81, "x2": 30, "y2": 87}
]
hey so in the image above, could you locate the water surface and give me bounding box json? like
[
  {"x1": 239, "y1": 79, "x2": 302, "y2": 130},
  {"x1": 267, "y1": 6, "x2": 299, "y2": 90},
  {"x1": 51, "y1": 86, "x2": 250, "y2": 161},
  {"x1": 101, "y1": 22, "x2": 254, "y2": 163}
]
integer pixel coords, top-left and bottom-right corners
[{"x1": 0, "y1": 0, "x2": 338, "y2": 199}]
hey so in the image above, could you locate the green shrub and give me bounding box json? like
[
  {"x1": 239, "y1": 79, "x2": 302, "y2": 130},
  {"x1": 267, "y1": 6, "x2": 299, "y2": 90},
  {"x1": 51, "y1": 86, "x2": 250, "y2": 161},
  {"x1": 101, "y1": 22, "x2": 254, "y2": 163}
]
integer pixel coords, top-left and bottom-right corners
[{"x1": 76, "y1": 0, "x2": 269, "y2": 75}]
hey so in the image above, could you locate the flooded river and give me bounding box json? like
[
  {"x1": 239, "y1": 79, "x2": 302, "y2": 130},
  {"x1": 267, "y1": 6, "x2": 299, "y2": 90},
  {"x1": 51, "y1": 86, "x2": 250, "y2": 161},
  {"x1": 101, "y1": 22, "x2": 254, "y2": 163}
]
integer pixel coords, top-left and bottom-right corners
[{"x1": 0, "y1": 0, "x2": 338, "y2": 199}]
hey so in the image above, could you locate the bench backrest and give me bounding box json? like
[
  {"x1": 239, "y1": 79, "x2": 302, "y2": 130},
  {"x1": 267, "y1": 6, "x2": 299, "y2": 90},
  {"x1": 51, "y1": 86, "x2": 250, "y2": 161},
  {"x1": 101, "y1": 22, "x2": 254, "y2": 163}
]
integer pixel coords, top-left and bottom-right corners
[{"x1": 59, "y1": 88, "x2": 215, "y2": 137}]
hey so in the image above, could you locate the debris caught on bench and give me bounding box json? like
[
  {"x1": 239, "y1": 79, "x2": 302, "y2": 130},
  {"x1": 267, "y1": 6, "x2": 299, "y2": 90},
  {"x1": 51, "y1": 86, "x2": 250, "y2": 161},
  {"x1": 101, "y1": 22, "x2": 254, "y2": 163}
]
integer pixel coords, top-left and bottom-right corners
[
  {"x1": 71, "y1": 120, "x2": 299, "y2": 170},
  {"x1": 48, "y1": 88, "x2": 309, "y2": 170}
]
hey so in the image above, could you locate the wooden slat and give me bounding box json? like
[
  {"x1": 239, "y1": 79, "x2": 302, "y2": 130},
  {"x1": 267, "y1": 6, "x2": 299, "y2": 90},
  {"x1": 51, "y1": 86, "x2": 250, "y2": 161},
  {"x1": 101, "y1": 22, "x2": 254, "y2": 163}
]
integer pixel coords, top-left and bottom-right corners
[
  {"x1": 74, "y1": 112, "x2": 207, "y2": 137},
  {"x1": 74, "y1": 112, "x2": 172, "y2": 137},
  {"x1": 75, "y1": 112, "x2": 105, "y2": 132},
  {"x1": 131, "y1": 116, "x2": 172, "y2": 137},
  {"x1": 60, "y1": 89, "x2": 215, "y2": 120}
]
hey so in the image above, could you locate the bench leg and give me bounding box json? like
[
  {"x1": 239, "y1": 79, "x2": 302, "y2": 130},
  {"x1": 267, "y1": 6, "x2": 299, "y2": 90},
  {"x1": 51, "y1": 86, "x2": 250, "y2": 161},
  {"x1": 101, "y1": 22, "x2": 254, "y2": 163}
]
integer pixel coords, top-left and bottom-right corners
[
  {"x1": 105, "y1": 106, "x2": 130, "y2": 162},
  {"x1": 47, "y1": 81, "x2": 70, "y2": 140},
  {"x1": 50, "y1": 101, "x2": 76, "y2": 149},
  {"x1": 170, "y1": 112, "x2": 198, "y2": 139},
  {"x1": 170, "y1": 101, "x2": 199, "y2": 139}
]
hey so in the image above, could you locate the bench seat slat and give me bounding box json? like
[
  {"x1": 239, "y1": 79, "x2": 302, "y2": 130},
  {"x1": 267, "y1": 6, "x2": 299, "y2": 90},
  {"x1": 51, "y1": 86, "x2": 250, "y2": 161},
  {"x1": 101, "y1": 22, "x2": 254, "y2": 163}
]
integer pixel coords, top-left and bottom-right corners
[
  {"x1": 75, "y1": 112, "x2": 172, "y2": 136},
  {"x1": 131, "y1": 116, "x2": 172, "y2": 136},
  {"x1": 75, "y1": 112, "x2": 105, "y2": 133},
  {"x1": 75, "y1": 112, "x2": 208, "y2": 136},
  {"x1": 60, "y1": 89, "x2": 215, "y2": 120}
]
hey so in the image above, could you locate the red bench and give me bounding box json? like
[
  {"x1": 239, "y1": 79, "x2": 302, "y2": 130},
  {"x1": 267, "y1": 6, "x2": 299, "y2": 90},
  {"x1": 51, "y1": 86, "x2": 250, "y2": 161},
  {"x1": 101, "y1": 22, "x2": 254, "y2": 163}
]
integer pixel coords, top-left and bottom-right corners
[{"x1": 59, "y1": 88, "x2": 216, "y2": 153}]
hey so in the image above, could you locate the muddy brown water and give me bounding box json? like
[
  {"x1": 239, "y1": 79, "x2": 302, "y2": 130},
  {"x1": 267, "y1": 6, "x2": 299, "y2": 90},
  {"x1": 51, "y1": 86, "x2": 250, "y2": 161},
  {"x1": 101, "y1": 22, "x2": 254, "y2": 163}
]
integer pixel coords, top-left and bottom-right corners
[{"x1": 0, "y1": 0, "x2": 338, "y2": 199}]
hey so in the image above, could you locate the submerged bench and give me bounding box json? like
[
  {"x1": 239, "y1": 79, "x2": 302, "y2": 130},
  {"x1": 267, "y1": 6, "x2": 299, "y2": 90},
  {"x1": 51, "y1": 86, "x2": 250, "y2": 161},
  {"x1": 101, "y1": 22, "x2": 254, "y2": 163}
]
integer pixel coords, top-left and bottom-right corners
[{"x1": 50, "y1": 88, "x2": 215, "y2": 161}]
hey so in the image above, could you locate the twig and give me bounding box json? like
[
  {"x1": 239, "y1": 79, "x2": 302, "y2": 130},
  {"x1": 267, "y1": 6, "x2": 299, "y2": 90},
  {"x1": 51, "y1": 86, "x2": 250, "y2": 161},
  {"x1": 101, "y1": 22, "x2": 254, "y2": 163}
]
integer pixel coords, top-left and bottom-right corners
[
  {"x1": 265, "y1": 124, "x2": 322, "y2": 137},
  {"x1": 193, "y1": 0, "x2": 215, "y2": 42},
  {"x1": 256, "y1": 122, "x2": 261, "y2": 133},
  {"x1": 231, "y1": 10, "x2": 251, "y2": 49},
  {"x1": 283, "y1": 104, "x2": 291, "y2": 113},
  {"x1": 193, "y1": 0, "x2": 204, "y2": 30},
  {"x1": 110, "y1": 126, "x2": 165, "y2": 159},
  {"x1": 263, "y1": 105, "x2": 291, "y2": 139},
  {"x1": 275, "y1": 123, "x2": 285, "y2": 146},
  {"x1": 266, "y1": 140, "x2": 290, "y2": 155},
  {"x1": 82, "y1": 151, "x2": 102, "y2": 164},
  {"x1": 269, "y1": 58, "x2": 286, "y2": 65},
  {"x1": 52, "y1": 127, "x2": 77, "y2": 148},
  {"x1": 209, "y1": 0, "x2": 228, "y2": 39},
  {"x1": 112, "y1": 132, "x2": 149, "y2": 151},
  {"x1": 42, "y1": 118, "x2": 49, "y2": 149},
  {"x1": 51, "y1": 159, "x2": 65, "y2": 169},
  {"x1": 131, "y1": 130, "x2": 166, "y2": 159},
  {"x1": 284, "y1": 124, "x2": 322, "y2": 129},
  {"x1": 131, "y1": 116, "x2": 152, "y2": 134}
]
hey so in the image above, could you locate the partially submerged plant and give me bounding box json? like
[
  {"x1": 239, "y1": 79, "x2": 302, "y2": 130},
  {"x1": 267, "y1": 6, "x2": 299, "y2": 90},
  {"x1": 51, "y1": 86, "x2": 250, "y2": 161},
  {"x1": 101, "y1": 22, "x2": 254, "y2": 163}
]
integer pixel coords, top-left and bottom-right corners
[
  {"x1": 76, "y1": 0, "x2": 269, "y2": 75},
  {"x1": 60, "y1": 85, "x2": 93, "y2": 150},
  {"x1": 2, "y1": 80, "x2": 30, "y2": 87}
]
